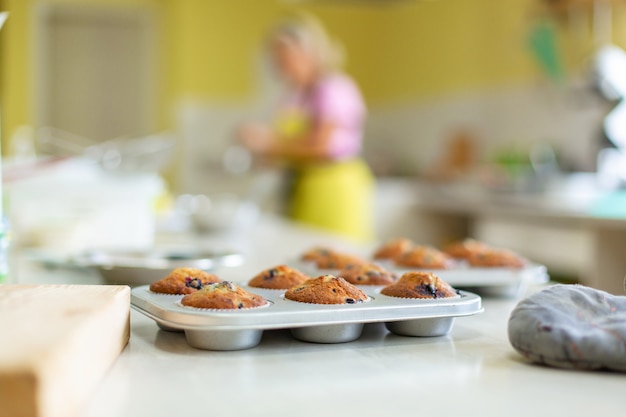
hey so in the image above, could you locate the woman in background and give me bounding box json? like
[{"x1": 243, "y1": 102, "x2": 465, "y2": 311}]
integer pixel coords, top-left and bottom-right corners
[{"x1": 239, "y1": 13, "x2": 374, "y2": 241}]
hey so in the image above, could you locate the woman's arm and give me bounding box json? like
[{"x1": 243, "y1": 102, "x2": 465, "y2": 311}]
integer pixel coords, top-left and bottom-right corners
[
  {"x1": 267, "y1": 120, "x2": 337, "y2": 161},
  {"x1": 238, "y1": 119, "x2": 338, "y2": 163}
]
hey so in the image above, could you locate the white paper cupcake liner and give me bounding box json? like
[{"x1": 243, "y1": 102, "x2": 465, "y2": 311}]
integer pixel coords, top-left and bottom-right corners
[
  {"x1": 149, "y1": 290, "x2": 186, "y2": 297},
  {"x1": 377, "y1": 292, "x2": 461, "y2": 302},
  {"x1": 175, "y1": 300, "x2": 272, "y2": 312},
  {"x1": 281, "y1": 295, "x2": 372, "y2": 306}
]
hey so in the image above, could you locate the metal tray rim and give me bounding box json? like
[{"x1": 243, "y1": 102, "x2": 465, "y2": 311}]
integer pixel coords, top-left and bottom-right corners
[{"x1": 131, "y1": 285, "x2": 483, "y2": 331}]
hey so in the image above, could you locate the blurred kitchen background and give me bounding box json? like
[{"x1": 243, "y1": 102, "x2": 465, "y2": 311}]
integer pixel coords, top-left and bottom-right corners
[{"x1": 1, "y1": 0, "x2": 626, "y2": 288}]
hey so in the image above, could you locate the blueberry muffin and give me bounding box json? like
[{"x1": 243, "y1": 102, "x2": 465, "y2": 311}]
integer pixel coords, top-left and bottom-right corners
[
  {"x1": 181, "y1": 281, "x2": 268, "y2": 309},
  {"x1": 284, "y1": 275, "x2": 368, "y2": 305},
  {"x1": 338, "y1": 263, "x2": 396, "y2": 286},
  {"x1": 467, "y1": 248, "x2": 525, "y2": 268},
  {"x1": 373, "y1": 237, "x2": 413, "y2": 260},
  {"x1": 248, "y1": 265, "x2": 309, "y2": 290},
  {"x1": 149, "y1": 267, "x2": 222, "y2": 295},
  {"x1": 442, "y1": 238, "x2": 489, "y2": 259},
  {"x1": 381, "y1": 271, "x2": 458, "y2": 299},
  {"x1": 300, "y1": 247, "x2": 365, "y2": 269},
  {"x1": 300, "y1": 246, "x2": 334, "y2": 263},
  {"x1": 314, "y1": 251, "x2": 366, "y2": 269},
  {"x1": 395, "y1": 246, "x2": 453, "y2": 269}
]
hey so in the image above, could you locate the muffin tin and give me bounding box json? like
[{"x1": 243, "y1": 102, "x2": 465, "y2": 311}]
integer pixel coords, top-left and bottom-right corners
[
  {"x1": 386, "y1": 263, "x2": 549, "y2": 297},
  {"x1": 294, "y1": 260, "x2": 549, "y2": 298},
  {"x1": 131, "y1": 285, "x2": 483, "y2": 351}
]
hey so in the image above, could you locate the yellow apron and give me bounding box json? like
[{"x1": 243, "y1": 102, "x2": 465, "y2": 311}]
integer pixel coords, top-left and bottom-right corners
[
  {"x1": 290, "y1": 159, "x2": 374, "y2": 241},
  {"x1": 275, "y1": 108, "x2": 374, "y2": 242}
]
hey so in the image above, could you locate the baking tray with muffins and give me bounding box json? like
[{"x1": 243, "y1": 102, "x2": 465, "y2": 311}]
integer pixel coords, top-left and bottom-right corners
[
  {"x1": 131, "y1": 266, "x2": 483, "y2": 351},
  {"x1": 296, "y1": 240, "x2": 549, "y2": 297}
]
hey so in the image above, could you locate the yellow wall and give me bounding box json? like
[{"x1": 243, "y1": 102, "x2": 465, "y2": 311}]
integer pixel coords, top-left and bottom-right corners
[
  {"x1": 372, "y1": 0, "x2": 540, "y2": 101},
  {"x1": 0, "y1": 0, "x2": 31, "y2": 150},
  {"x1": 2, "y1": 0, "x2": 626, "y2": 150},
  {"x1": 168, "y1": 0, "x2": 382, "y2": 101},
  {"x1": 165, "y1": 0, "x2": 545, "y2": 103}
]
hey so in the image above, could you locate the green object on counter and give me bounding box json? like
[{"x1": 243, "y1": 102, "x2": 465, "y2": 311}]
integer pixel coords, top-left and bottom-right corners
[
  {"x1": 493, "y1": 149, "x2": 531, "y2": 178},
  {"x1": 528, "y1": 19, "x2": 564, "y2": 83},
  {"x1": 588, "y1": 191, "x2": 626, "y2": 219}
]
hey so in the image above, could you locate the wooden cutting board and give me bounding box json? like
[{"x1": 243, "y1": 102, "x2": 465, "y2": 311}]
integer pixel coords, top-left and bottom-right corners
[{"x1": 0, "y1": 284, "x2": 130, "y2": 417}]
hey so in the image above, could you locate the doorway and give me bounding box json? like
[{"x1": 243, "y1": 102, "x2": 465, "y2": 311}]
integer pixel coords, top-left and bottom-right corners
[{"x1": 34, "y1": 4, "x2": 157, "y2": 143}]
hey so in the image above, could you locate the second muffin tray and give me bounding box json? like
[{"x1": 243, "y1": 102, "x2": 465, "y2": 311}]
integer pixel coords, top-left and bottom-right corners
[
  {"x1": 293, "y1": 260, "x2": 549, "y2": 298},
  {"x1": 131, "y1": 285, "x2": 483, "y2": 351}
]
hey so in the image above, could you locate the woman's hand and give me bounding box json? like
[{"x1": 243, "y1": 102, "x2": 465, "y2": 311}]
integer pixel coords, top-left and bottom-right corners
[
  {"x1": 237, "y1": 120, "x2": 337, "y2": 162},
  {"x1": 237, "y1": 123, "x2": 275, "y2": 155}
]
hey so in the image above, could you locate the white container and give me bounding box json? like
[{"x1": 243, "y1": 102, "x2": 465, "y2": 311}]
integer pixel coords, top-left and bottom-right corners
[{"x1": 5, "y1": 158, "x2": 164, "y2": 253}]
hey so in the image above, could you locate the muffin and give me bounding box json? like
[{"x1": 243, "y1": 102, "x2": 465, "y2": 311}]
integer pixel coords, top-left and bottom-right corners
[
  {"x1": 442, "y1": 238, "x2": 489, "y2": 259},
  {"x1": 284, "y1": 275, "x2": 368, "y2": 305},
  {"x1": 300, "y1": 247, "x2": 365, "y2": 269},
  {"x1": 373, "y1": 237, "x2": 413, "y2": 260},
  {"x1": 181, "y1": 281, "x2": 268, "y2": 309},
  {"x1": 395, "y1": 246, "x2": 453, "y2": 269},
  {"x1": 381, "y1": 271, "x2": 458, "y2": 299},
  {"x1": 149, "y1": 267, "x2": 221, "y2": 295},
  {"x1": 300, "y1": 246, "x2": 334, "y2": 263},
  {"x1": 467, "y1": 248, "x2": 525, "y2": 268},
  {"x1": 338, "y1": 263, "x2": 396, "y2": 286},
  {"x1": 248, "y1": 265, "x2": 309, "y2": 290},
  {"x1": 315, "y1": 251, "x2": 366, "y2": 269}
]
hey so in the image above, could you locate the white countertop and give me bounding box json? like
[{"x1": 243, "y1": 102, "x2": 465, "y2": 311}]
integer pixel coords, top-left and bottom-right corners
[
  {"x1": 413, "y1": 175, "x2": 626, "y2": 229},
  {"x1": 17, "y1": 215, "x2": 626, "y2": 417}
]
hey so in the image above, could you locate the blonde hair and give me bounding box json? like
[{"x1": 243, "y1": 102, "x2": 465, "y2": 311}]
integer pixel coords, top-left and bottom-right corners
[{"x1": 270, "y1": 12, "x2": 345, "y2": 73}]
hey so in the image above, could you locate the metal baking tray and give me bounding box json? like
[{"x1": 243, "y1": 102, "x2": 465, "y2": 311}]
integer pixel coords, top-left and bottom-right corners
[
  {"x1": 384, "y1": 262, "x2": 549, "y2": 298},
  {"x1": 30, "y1": 246, "x2": 244, "y2": 287},
  {"x1": 131, "y1": 285, "x2": 483, "y2": 351},
  {"x1": 294, "y1": 260, "x2": 549, "y2": 298},
  {"x1": 83, "y1": 250, "x2": 243, "y2": 286}
]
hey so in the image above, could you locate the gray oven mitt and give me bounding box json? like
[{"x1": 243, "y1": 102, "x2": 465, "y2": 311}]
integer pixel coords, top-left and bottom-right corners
[{"x1": 508, "y1": 284, "x2": 626, "y2": 371}]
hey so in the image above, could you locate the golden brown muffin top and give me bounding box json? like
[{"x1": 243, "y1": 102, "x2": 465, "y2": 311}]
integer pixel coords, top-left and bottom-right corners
[
  {"x1": 339, "y1": 263, "x2": 396, "y2": 286},
  {"x1": 181, "y1": 281, "x2": 268, "y2": 309},
  {"x1": 373, "y1": 237, "x2": 413, "y2": 260},
  {"x1": 314, "y1": 252, "x2": 366, "y2": 269},
  {"x1": 467, "y1": 248, "x2": 525, "y2": 268},
  {"x1": 300, "y1": 246, "x2": 334, "y2": 262},
  {"x1": 442, "y1": 238, "x2": 489, "y2": 259},
  {"x1": 300, "y1": 247, "x2": 365, "y2": 269},
  {"x1": 248, "y1": 265, "x2": 310, "y2": 290},
  {"x1": 284, "y1": 275, "x2": 368, "y2": 305},
  {"x1": 381, "y1": 271, "x2": 458, "y2": 299},
  {"x1": 149, "y1": 267, "x2": 222, "y2": 295},
  {"x1": 395, "y1": 245, "x2": 453, "y2": 269}
]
